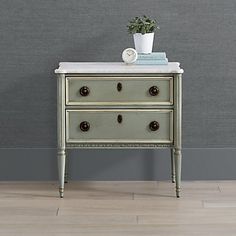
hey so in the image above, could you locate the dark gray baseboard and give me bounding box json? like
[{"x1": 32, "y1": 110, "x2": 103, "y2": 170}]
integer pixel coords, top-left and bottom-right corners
[{"x1": 0, "y1": 148, "x2": 235, "y2": 180}]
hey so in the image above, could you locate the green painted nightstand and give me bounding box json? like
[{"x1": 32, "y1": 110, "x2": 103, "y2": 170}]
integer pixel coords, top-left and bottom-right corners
[{"x1": 54, "y1": 62, "x2": 183, "y2": 198}]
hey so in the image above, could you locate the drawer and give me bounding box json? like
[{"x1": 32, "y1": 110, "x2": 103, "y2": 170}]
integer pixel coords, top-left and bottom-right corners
[
  {"x1": 66, "y1": 109, "x2": 173, "y2": 144},
  {"x1": 66, "y1": 77, "x2": 173, "y2": 105}
]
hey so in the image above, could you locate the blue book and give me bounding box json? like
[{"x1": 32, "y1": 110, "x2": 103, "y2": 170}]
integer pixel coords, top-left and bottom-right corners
[
  {"x1": 135, "y1": 58, "x2": 168, "y2": 65},
  {"x1": 138, "y1": 52, "x2": 167, "y2": 60}
]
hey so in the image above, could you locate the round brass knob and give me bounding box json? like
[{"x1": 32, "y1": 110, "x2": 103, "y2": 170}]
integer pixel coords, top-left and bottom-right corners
[
  {"x1": 80, "y1": 121, "x2": 90, "y2": 132},
  {"x1": 149, "y1": 86, "x2": 159, "y2": 96},
  {"x1": 80, "y1": 86, "x2": 90, "y2": 96},
  {"x1": 149, "y1": 121, "x2": 159, "y2": 131}
]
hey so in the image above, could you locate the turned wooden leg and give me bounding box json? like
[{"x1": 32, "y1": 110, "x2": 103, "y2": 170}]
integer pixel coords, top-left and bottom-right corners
[
  {"x1": 173, "y1": 73, "x2": 182, "y2": 198},
  {"x1": 57, "y1": 74, "x2": 66, "y2": 198},
  {"x1": 58, "y1": 148, "x2": 66, "y2": 198},
  {"x1": 174, "y1": 148, "x2": 182, "y2": 198},
  {"x1": 171, "y1": 148, "x2": 176, "y2": 183}
]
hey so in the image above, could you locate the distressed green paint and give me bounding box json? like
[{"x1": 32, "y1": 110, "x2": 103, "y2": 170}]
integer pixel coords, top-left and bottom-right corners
[
  {"x1": 66, "y1": 109, "x2": 173, "y2": 143},
  {"x1": 66, "y1": 76, "x2": 173, "y2": 105},
  {"x1": 55, "y1": 63, "x2": 183, "y2": 198}
]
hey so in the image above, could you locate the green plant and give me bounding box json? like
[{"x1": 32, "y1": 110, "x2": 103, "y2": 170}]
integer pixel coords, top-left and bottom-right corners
[{"x1": 127, "y1": 15, "x2": 159, "y2": 35}]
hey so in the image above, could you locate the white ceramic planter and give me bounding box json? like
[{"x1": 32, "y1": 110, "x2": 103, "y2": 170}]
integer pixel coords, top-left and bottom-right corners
[{"x1": 133, "y1": 32, "x2": 154, "y2": 54}]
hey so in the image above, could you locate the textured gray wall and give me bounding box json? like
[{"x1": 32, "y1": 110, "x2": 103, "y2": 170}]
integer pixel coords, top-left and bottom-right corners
[
  {"x1": 1, "y1": 149, "x2": 236, "y2": 180},
  {"x1": 0, "y1": 0, "x2": 236, "y2": 180}
]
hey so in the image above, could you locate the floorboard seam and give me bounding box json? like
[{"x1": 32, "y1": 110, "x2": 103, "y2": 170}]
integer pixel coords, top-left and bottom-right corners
[{"x1": 56, "y1": 207, "x2": 59, "y2": 216}]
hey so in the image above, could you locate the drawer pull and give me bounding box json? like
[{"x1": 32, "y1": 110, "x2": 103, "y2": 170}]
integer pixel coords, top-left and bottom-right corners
[
  {"x1": 149, "y1": 86, "x2": 159, "y2": 96},
  {"x1": 117, "y1": 82, "x2": 122, "y2": 92},
  {"x1": 117, "y1": 114, "x2": 122, "y2": 123},
  {"x1": 149, "y1": 121, "x2": 159, "y2": 131},
  {"x1": 80, "y1": 121, "x2": 90, "y2": 132},
  {"x1": 80, "y1": 86, "x2": 90, "y2": 96}
]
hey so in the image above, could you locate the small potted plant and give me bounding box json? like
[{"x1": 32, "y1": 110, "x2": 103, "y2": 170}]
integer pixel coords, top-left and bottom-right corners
[{"x1": 127, "y1": 15, "x2": 159, "y2": 54}]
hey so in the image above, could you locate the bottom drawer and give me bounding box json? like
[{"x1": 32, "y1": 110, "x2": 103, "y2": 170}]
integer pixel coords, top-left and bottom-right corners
[{"x1": 66, "y1": 109, "x2": 173, "y2": 144}]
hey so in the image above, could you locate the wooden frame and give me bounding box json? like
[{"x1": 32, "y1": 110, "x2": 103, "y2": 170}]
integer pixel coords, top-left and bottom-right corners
[{"x1": 65, "y1": 76, "x2": 173, "y2": 106}]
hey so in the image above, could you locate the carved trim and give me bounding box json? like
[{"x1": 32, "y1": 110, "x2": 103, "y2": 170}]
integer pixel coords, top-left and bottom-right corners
[
  {"x1": 66, "y1": 143, "x2": 172, "y2": 148},
  {"x1": 57, "y1": 149, "x2": 66, "y2": 156},
  {"x1": 173, "y1": 148, "x2": 182, "y2": 155}
]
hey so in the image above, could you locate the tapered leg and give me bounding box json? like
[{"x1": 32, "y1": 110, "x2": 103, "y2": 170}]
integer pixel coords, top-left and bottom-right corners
[
  {"x1": 57, "y1": 74, "x2": 66, "y2": 198},
  {"x1": 171, "y1": 148, "x2": 176, "y2": 183},
  {"x1": 58, "y1": 148, "x2": 66, "y2": 198},
  {"x1": 64, "y1": 155, "x2": 68, "y2": 183},
  {"x1": 174, "y1": 148, "x2": 182, "y2": 198},
  {"x1": 173, "y1": 73, "x2": 182, "y2": 198}
]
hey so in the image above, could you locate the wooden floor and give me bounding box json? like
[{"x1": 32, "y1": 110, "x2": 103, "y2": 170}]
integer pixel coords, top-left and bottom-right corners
[{"x1": 0, "y1": 181, "x2": 236, "y2": 235}]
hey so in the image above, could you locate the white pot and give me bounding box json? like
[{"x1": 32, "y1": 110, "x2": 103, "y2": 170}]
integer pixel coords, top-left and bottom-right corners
[{"x1": 133, "y1": 32, "x2": 154, "y2": 54}]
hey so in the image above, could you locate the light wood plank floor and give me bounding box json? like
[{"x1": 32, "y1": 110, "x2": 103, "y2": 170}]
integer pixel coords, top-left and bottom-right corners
[{"x1": 0, "y1": 181, "x2": 236, "y2": 235}]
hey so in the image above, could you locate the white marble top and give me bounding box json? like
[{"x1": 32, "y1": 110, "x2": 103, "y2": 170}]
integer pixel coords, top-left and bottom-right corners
[{"x1": 55, "y1": 62, "x2": 184, "y2": 74}]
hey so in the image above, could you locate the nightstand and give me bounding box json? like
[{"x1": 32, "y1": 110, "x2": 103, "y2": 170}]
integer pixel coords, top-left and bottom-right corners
[{"x1": 54, "y1": 62, "x2": 183, "y2": 198}]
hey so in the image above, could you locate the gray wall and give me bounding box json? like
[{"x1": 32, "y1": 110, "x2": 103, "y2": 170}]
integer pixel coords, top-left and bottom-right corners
[{"x1": 0, "y1": 0, "x2": 236, "y2": 180}]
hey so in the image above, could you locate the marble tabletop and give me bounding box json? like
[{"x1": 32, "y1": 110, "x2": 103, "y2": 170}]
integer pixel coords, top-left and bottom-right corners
[{"x1": 55, "y1": 62, "x2": 184, "y2": 74}]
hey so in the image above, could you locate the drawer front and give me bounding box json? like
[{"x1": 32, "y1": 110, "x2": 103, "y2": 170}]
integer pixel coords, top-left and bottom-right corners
[
  {"x1": 66, "y1": 109, "x2": 173, "y2": 143},
  {"x1": 66, "y1": 77, "x2": 173, "y2": 105}
]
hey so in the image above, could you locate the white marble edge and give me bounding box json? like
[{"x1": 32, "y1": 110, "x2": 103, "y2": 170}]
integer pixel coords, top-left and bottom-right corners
[{"x1": 54, "y1": 62, "x2": 184, "y2": 74}]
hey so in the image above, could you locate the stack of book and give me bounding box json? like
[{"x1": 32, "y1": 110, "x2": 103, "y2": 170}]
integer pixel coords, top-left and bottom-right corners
[{"x1": 135, "y1": 52, "x2": 168, "y2": 65}]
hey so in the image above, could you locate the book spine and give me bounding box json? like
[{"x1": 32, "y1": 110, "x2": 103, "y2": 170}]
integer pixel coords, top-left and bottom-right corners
[
  {"x1": 135, "y1": 59, "x2": 168, "y2": 65},
  {"x1": 138, "y1": 53, "x2": 166, "y2": 60}
]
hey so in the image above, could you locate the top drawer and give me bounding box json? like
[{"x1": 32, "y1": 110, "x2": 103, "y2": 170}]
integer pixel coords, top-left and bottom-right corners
[{"x1": 66, "y1": 76, "x2": 173, "y2": 106}]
